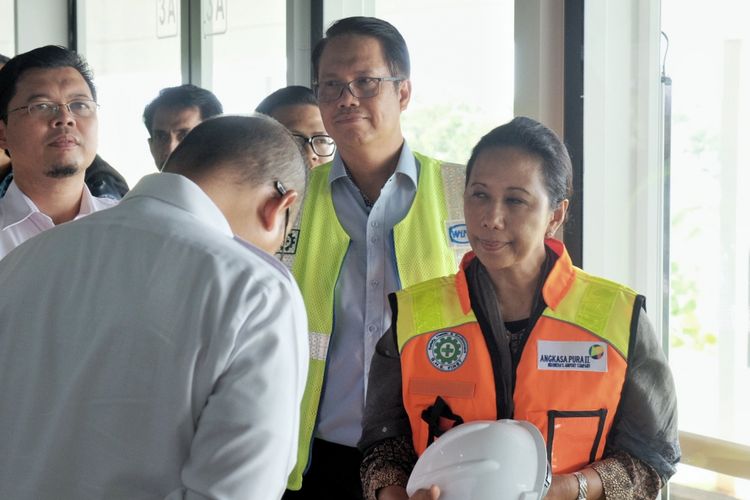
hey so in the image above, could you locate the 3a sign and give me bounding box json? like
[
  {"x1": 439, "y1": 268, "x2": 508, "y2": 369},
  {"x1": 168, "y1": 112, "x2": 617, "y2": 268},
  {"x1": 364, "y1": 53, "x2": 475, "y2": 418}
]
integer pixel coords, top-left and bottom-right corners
[
  {"x1": 203, "y1": 0, "x2": 227, "y2": 36},
  {"x1": 156, "y1": 0, "x2": 179, "y2": 39}
]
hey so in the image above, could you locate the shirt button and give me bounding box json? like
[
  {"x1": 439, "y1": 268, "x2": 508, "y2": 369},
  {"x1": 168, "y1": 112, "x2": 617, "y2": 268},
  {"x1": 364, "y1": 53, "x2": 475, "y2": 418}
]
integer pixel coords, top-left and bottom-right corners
[
  {"x1": 370, "y1": 236, "x2": 378, "y2": 244},
  {"x1": 368, "y1": 324, "x2": 377, "y2": 333},
  {"x1": 371, "y1": 220, "x2": 379, "y2": 228},
  {"x1": 370, "y1": 280, "x2": 379, "y2": 287}
]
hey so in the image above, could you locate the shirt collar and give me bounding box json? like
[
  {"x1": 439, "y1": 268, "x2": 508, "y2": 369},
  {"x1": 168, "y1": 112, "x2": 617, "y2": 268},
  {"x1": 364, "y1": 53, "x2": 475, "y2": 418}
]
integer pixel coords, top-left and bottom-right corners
[
  {"x1": 122, "y1": 173, "x2": 233, "y2": 237},
  {"x1": 0, "y1": 179, "x2": 99, "y2": 230},
  {"x1": 328, "y1": 141, "x2": 418, "y2": 187}
]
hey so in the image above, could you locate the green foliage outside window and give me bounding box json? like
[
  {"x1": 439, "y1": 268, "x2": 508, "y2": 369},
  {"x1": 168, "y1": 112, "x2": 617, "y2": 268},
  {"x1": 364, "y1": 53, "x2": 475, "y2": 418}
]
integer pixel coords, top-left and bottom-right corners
[{"x1": 403, "y1": 102, "x2": 504, "y2": 165}]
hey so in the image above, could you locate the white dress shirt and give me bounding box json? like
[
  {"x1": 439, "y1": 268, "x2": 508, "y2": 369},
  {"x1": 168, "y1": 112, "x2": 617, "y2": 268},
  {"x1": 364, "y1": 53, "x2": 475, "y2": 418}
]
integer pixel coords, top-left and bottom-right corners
[
  {"x1": 0, "y1": 173, "x2": 309, "y2": 500},
  {"x1": 0, "y1": 179, "x2": 118, "y2": 259}
]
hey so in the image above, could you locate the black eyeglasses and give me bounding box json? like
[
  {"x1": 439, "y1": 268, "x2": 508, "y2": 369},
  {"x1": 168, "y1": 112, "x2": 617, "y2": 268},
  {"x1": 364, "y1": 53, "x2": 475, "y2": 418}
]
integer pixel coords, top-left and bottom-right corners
[
  {"x1": 313, "y1": 76, "x2": 404, "y2": 103},
  {"x1": 292, "y1": 134, "x2": 336, "y2": 157}
]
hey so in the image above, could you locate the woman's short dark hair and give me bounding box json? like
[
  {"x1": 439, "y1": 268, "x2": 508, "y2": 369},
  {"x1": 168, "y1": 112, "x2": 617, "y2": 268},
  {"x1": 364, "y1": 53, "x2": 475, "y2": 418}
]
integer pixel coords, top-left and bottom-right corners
[
  {"x1": 0, "y1": 46, "x2": 96, "y2": 121},
  {"x1": 312, "y1": 16, "x2": 410, "y2": 82},
  {"x1": 255, "y1": 86, "x2": 318, "y2": 116},
  {"x1": 466, "y1": 116, "x2": 573, "y2": 207}
]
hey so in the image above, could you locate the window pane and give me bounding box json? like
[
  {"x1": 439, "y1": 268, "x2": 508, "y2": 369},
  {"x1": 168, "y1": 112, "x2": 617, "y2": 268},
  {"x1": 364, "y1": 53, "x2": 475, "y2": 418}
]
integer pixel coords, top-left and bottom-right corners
[
  {"x1": 0, "y1": 0, "x2": 14, "y2": 56},
  {"x1": 663, "y1": 0, "x2": 750, "y2": 497},
  {"x1": 371, "y1": 0, "x2": 514, "y2": 164},
  {"x1": 205, "y1": 1, "x2": 286, "y2": 113},
  {"x1": 81, "y1": 0, "x2": 182, "y2": 187}
]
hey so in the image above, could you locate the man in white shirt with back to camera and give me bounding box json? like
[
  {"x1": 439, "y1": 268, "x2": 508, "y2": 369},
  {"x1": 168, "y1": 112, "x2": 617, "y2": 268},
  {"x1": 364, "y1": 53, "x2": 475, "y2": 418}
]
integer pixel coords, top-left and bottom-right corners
[
  {"x1": 0, "y1": 114, "x2": 309, "y2": 500},
  {"x1": 0, "y1": 45, "x2": 117, "y2": 259}
]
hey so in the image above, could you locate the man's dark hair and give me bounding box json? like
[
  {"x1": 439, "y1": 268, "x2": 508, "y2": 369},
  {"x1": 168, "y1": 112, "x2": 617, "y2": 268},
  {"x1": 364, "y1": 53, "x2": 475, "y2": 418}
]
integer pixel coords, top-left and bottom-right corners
[
  {"x1": 466, "y1": 117, "x2": 573, "y2": 208},
  {"x1": 142, "y1": 84, "x2": 223, "y2": 136},
  {"x1": 0, "y1": 53, "x2": 10, "y2": 65},
  {"x1": 0, "y1": 45, "x2": 96, "y2": 122},
  {"x1": 164, "y1": 114, "x2": 308, "y2": 218},
  {"x1": 312, "y1": 16, "x2": 410, "y2": 82},
  {"x1": 255, "y1": 85, "x2": 318, "y2": 117}
]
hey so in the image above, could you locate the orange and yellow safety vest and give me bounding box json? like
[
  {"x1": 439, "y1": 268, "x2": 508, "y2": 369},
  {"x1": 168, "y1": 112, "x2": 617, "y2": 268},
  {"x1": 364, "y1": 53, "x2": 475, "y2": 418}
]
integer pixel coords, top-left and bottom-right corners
[{"x1": 395, "y1": 240, "x2": 641, "y2": 473}]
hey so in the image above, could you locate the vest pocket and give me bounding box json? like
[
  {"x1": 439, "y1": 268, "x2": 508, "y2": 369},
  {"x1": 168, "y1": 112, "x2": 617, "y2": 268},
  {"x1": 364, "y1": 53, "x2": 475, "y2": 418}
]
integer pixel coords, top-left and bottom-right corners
[{"x1": 546, "y1": 409, "x2": 607, "y2": 473}]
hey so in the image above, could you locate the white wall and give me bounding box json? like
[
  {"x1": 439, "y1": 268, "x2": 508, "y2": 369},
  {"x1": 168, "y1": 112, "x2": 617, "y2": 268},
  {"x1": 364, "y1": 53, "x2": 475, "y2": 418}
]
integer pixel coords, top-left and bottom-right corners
[{"x1": 16, "y1": 0, "x2": 68, "y2": 52}]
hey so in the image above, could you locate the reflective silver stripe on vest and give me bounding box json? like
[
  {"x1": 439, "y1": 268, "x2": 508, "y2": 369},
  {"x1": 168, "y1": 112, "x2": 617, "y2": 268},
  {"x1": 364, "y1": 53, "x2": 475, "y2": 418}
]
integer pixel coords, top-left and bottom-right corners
[
  {"x1": 309, "y1": 331, "x2": 330, "y2": 361},
  {"x1": 439, "y1": 161, "x2": 472, "y2": 264}
]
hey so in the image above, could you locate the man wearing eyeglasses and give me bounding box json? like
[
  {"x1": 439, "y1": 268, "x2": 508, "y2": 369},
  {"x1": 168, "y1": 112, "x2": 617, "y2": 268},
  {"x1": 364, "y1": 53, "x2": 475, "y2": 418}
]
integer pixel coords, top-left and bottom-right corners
[
  {"x1": 281, "y1": 17, "x2": 468, "y2": 500},
  {"x1": 256, "y1": 85, "x2": 336, "y2": 168},
  {"x1": 0, "y1": 45, "x2": 117, "y2": 259}
]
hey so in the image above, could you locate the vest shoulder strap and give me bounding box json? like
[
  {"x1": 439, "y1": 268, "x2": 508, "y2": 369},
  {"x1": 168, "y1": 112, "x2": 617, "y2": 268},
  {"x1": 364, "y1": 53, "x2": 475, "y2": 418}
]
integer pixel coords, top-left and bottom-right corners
[
  {"x1": 544, "y1": 267, "x2": 640, "y2": 358},
  {"x1": 396, "y1": 274, "x2": 477, "y2": 352},
  {"x1": 394, "y1": 154, "x2": 469, "y2": 287}
]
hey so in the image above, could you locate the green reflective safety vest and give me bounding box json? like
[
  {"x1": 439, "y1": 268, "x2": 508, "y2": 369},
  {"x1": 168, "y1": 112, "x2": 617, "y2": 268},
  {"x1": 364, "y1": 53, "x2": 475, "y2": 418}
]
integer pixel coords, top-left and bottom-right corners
[{"x1": 279, "y1": 152, "x2": 467, "y2": 490}]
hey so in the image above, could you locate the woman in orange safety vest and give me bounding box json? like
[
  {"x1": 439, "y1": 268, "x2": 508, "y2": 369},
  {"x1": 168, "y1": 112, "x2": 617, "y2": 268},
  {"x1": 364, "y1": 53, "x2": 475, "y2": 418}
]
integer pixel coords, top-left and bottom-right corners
[{"x1": 358, "y1": 117, "x2": 680, "y2": 500}]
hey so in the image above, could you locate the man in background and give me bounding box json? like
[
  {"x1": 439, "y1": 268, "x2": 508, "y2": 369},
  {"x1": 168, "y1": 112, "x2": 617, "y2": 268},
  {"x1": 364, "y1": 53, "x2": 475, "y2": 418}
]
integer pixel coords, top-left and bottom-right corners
[
  {"x1": 0, "y1": 114, "x2": 309, "y2": 500},
  {"x1": 0, "y1": 45, "x2": 118, "y2": 259},
  {"x1": 256, "y1": 85, "x2": 335, "y2": 168},
  {"x1": 143, "y1": 83, "x2": 223, "y2": 169}
]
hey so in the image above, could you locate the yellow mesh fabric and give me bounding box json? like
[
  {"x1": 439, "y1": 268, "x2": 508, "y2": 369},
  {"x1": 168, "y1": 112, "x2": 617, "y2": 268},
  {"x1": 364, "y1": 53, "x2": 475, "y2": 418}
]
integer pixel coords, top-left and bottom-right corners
[
  {"x1": 542, "y1": 269, "x2": 638, "y2": 359},
  {"x1": 394, "y1": 154, "x2": 466, "y2": 285},
  {"x1": 396, "y1": 275, "x2": 477, "y2": 352},
  {"x1": 439, "y1": 161, "x2": 472, "y2": 265},
  {"x1": 287, "y1": 358, "x2": 326, "y2": 490},
  {"x1": 286, "y1": 163, "x2": 350, "y2": 490},
  {"x1": 288, "y1": 164, "x2": 349, "y2": 333}
]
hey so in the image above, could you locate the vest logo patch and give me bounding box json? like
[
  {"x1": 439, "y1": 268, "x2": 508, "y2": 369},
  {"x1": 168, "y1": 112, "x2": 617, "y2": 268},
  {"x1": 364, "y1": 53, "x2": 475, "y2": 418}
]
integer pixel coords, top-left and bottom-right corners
[
  {"x1": 427, "y1": 331, "x2": 468, "y2": 371},
  {"x1": 278, "y1": 228, "x2": 299, "y2": 255},
  {"x1": 537, "y1": 341, "x2": 608, "y2": 372},
  {"x1": 445, "y1": 220, "x2": 470, "y2": 247},
  {"x1": 589, "y1": 344, "x2": 605, "y2": 359}
]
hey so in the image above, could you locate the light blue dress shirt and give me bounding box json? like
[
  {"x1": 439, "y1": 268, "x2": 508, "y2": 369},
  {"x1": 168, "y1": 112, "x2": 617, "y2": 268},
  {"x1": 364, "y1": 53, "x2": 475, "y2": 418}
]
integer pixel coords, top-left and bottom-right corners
[{"x1": 315, "y1": 142, "x2": 419, "y2": 446}]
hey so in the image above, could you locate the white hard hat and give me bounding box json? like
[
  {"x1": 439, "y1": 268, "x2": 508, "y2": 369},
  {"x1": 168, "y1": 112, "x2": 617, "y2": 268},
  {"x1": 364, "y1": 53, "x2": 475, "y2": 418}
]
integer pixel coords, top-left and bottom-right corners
[{"x1": 406, "y1": 419, "x2": 551, "y2": 500}]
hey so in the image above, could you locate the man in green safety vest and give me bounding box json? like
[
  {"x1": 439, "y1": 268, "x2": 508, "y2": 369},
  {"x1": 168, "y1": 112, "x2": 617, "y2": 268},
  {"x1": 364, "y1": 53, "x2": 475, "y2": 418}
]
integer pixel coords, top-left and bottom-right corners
[{"x1": 280, "y1": 16, "x2": 469, "y2": 500}]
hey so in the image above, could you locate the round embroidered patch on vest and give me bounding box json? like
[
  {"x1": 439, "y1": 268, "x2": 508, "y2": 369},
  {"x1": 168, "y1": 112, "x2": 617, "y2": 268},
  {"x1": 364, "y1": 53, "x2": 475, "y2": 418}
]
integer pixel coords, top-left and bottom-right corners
[{"x1": 426, "y1": 331, "x2": 468, "y2": 371}]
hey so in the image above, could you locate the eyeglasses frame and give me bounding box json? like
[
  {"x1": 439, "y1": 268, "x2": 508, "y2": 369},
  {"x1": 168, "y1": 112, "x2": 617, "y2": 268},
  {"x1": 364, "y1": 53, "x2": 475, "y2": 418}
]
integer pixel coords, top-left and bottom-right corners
[
  {"x1": 291, "y1": 133, "x2": 336, "y2": 157},
  {"x1": 7, "y1": 99, "x2": 99, "y2": 119},
  {"x1": 313, "y1": 76, "x2": 405, "y2": 103}
]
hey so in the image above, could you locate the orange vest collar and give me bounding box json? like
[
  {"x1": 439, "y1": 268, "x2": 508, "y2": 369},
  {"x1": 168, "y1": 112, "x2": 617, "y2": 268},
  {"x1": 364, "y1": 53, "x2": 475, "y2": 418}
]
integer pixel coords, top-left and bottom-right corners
[
  {"x1": 455, "y1": 241, "x2": 576, "y2": 313},
  {"x1": 541, "y1": 238, "x2": 576, "y2": 310}
]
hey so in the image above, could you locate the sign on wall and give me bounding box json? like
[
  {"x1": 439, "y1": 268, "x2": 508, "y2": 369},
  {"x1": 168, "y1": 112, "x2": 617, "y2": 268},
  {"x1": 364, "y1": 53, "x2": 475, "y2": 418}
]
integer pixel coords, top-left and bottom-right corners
[
  {"x1": 204, "y1": 0, "x2": 227, "y2": 36},
  {"x1": 156, "y1": 0, "x2": 179, "y2": 39}
]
